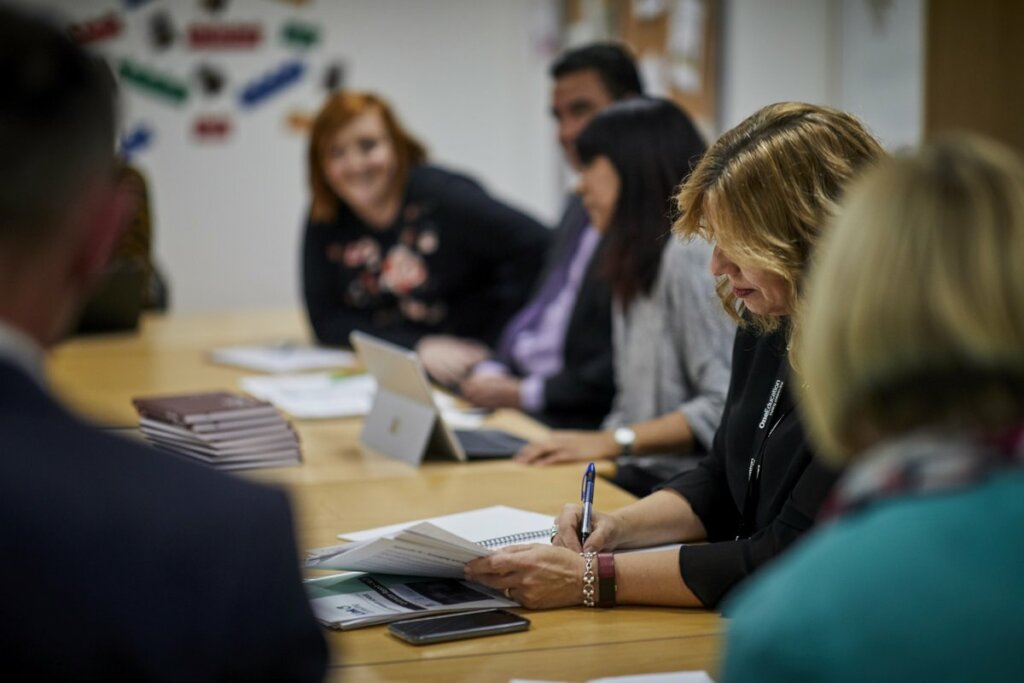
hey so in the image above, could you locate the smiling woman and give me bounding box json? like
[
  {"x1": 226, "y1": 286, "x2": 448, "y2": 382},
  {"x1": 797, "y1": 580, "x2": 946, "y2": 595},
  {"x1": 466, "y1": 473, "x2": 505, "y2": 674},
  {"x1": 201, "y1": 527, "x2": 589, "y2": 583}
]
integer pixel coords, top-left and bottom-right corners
[
  {"x1": 320, "y1": 109, "x2": 403, "y2": 228},
  {"x1": 301, "y1": 91, "x2": 550, "y2": 363}
]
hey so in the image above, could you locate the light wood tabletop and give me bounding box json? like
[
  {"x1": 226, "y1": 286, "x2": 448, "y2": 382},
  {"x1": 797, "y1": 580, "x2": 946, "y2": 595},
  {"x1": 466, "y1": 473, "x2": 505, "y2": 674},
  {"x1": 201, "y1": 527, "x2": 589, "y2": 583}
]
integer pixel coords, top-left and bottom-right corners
[
  {"x1": 331, "y1": 634, "x2": 721, "y2": 683},
  {"x1": 297, "y1": 469, "x2": 722, "y2": 681},
  {"x1": 46, "y1": 309, "x2": 724, "y2": 682}
]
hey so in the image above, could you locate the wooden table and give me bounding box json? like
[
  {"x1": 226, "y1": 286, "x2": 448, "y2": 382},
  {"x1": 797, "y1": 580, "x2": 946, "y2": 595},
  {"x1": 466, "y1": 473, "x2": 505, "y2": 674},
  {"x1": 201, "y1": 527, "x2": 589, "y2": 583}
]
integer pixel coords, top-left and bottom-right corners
[
  {"x1": 47, "y1": 310, "x2": 724, "y2": 682},
  {"x1": 300, "y1": 471, "x2": 721, "y2": 683}
]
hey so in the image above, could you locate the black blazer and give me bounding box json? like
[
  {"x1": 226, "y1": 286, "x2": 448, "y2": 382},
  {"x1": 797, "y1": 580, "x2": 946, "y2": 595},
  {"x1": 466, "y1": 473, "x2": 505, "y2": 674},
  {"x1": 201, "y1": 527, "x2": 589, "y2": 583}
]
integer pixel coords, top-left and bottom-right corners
[
  {"x1": 662, "y1": 323, "x2": 839, "y2": 607},
  {"x1": 512, "y1": 196, "x2": 615, "y2": 429},
  {"x1": 0, "y1": 361, "x2": 327, "y2": 682}
]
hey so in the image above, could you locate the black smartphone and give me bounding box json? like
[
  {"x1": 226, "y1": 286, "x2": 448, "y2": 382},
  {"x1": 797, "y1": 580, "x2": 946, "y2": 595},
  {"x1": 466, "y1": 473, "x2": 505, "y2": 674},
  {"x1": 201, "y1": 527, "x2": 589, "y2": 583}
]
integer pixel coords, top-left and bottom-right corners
[{"x1": 387, "y1": 609, "x2": 530, "y2": 645}]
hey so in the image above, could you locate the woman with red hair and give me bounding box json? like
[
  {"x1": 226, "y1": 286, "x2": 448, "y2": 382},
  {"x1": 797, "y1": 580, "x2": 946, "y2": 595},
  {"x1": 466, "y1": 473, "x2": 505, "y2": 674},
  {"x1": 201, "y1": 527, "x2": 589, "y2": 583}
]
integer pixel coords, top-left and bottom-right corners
[{"x1": 303, "y1": 91, "x2": 549, "y2": 375}]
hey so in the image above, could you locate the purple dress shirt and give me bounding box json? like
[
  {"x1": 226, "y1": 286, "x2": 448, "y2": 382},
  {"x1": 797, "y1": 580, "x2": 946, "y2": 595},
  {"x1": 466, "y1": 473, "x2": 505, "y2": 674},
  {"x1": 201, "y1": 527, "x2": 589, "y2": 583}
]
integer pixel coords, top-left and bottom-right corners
[{"x1": 476, "y1": 225, "x2": 602, "y2": 412}]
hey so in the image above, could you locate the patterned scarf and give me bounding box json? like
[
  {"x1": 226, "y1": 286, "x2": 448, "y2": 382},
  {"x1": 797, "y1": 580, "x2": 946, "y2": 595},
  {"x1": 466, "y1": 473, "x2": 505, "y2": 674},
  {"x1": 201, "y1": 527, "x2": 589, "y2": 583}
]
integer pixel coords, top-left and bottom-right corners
[{"x1": 822, "y1": 423, "x2": 1024, "y2": 520}]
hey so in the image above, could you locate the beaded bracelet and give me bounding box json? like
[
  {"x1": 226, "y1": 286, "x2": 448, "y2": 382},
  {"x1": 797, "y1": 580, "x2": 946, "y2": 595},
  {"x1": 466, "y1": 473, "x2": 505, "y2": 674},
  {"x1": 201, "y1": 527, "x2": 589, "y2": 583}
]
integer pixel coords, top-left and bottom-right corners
[{"x1": 581, "y1": 550, "x2": 597, "y2": 607}]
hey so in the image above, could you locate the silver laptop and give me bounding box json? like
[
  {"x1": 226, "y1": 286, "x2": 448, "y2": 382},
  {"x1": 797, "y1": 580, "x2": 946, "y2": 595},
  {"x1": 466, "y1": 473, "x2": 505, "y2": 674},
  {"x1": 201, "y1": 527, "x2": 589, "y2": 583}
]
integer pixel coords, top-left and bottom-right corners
[{"x1": 350, "y1": 331, "x2": 527, "y2": 465}]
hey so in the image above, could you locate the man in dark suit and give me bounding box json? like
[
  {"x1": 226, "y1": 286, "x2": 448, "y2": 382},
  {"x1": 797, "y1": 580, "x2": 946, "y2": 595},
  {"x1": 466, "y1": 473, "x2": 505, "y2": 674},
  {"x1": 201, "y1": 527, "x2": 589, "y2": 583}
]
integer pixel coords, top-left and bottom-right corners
[
  {"x1": 0, "y1": 7, "x2": 326, "y2": 681},
  {"x1": 458, "y1": 43, "x2": 644, "y2": 428}
]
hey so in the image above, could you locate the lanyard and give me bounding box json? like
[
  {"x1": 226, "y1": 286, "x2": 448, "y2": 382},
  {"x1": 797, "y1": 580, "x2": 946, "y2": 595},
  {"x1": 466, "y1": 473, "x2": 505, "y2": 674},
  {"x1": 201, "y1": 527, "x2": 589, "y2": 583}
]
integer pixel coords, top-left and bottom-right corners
[{"x1": 736, "y1": 359, "x2": 792, "y2": 540}]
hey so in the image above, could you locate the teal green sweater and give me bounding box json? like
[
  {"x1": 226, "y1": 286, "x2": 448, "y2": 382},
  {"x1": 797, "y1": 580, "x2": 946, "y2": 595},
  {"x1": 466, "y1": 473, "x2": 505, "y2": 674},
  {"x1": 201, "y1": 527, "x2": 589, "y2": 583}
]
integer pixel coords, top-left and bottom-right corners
[{"x1": 721, "y1": 470, "x2": 1024, "y2": 682}]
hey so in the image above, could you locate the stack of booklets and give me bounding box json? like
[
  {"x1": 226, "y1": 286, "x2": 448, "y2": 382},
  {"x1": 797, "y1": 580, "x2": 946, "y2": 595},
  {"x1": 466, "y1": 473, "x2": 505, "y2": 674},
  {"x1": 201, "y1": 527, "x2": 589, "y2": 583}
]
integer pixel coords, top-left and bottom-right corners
[{"x1": 132, "y1": 391, "x2": 301, "y2": 470}]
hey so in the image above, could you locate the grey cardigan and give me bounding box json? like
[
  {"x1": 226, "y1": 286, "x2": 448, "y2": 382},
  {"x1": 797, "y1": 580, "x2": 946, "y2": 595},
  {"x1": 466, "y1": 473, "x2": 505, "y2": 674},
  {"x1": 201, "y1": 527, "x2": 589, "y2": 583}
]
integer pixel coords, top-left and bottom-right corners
[{"x1": 603, "y1": 237, "x2": 734, "y2": 450}]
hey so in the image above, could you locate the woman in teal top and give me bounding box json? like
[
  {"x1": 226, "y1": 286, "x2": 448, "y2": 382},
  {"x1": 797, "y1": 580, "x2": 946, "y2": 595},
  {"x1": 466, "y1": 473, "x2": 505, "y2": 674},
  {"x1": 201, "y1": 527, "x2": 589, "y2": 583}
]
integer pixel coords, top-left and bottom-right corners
[{"x1": 721, "y1": 136, "x2": 1024, "y2": 682}]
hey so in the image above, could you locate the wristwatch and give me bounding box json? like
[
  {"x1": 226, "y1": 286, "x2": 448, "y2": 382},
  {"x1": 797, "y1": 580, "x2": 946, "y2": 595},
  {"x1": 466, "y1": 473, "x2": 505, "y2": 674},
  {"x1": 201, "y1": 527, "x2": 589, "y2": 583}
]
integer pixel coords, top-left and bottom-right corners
[{"x1": 613, "y1": 426, "x2": 636, "y2": 457}]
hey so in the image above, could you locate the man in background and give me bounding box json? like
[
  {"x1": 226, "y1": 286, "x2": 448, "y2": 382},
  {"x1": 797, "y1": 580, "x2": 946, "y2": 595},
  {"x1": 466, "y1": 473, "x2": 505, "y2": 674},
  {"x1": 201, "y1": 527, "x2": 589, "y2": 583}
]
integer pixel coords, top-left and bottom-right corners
[
  {"x1": 458, "y1": 43, "x2": 644, "y2": 428},
  {"x1": 0, "y1": 6, "x2": 326, "y2": 680}
]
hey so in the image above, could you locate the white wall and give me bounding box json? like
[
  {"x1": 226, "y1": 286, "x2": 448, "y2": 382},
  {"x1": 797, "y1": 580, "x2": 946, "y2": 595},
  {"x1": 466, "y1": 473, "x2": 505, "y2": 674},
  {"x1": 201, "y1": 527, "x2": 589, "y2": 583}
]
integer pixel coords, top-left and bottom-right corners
[
  {"x1": 33, "y1": 0, "x2": 562, "y2": 314},
  {"x1": 719, "y1": 0, "x2": 923, "y2": 149},
  {"x1": 719, "y1": 0, "x2": 836, "y2": 130},
  {"x1": 29, "y1": 0, "x2": 924, "y2": 314},
  {"x1": 837, "y1": 0, "x2": 924, "y2": 150}
]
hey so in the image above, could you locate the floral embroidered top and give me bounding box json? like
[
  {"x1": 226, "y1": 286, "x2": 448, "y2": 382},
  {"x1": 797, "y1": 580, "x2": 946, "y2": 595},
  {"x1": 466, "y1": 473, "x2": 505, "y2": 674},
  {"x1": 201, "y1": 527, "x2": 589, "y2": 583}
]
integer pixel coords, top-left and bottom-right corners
[{"x1": 302, "y1": 165, "x2": 550, "y2": 349}]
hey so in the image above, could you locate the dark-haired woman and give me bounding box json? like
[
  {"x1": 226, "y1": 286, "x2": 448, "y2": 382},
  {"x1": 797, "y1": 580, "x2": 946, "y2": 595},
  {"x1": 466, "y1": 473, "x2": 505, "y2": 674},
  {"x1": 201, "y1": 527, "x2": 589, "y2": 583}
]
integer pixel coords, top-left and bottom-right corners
[{"x1": 513, "y1": 98, "x2": 734, "y2": 495}]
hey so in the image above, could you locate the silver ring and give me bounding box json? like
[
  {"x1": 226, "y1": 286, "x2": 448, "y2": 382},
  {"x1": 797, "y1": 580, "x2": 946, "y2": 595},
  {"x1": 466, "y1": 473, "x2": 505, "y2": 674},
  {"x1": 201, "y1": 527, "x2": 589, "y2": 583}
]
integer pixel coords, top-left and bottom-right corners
[
  {"x1": 504, "y1": 587, "x2": 513, "y2": 600},
  {"x1": 549, "y1": 526, "x2": 559, "y2": 542}
]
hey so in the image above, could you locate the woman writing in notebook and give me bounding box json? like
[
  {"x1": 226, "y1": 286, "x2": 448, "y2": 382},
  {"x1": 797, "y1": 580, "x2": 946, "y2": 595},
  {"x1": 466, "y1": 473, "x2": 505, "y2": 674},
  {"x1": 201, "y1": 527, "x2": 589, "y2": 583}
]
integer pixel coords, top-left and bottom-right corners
[
  {"x1": 302, "y1": 91, "x2": 549, "y2": 372},
  {"x1": 466, "y1": 103, "x2": 885, "y2": 609},
  {"x1": 721, "y1": 136, "x2": 1024, "y2": 681}
]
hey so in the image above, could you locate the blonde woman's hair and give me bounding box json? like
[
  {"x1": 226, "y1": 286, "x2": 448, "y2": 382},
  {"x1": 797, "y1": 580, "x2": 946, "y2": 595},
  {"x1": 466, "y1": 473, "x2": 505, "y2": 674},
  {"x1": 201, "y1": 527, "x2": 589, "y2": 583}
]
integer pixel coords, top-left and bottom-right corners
[
  {"x1": 674, "y1": 102, "x2": 885, "y2": 333},
  {"x1": 797, "y1": 134, "x2": 1024, "y2": 463}
]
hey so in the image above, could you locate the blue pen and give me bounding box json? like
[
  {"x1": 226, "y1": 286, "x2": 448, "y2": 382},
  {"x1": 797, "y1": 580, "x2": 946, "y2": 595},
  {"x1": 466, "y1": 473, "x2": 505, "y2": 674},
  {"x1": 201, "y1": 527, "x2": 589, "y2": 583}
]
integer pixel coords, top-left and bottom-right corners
[{"x1": 579, "y1": 462, "x2": 596, "y2": 544}]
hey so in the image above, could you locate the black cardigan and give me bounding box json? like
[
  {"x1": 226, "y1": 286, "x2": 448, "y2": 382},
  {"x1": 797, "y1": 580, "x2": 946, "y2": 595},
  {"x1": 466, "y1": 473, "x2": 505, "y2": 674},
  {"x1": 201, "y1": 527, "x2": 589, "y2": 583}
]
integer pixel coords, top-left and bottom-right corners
[
  {"x1": 661, "y1": 321, "x2": 839, "y2": 607},
  {"x1": 302, "y1": 165, "x2": 550, "y2": 349}
]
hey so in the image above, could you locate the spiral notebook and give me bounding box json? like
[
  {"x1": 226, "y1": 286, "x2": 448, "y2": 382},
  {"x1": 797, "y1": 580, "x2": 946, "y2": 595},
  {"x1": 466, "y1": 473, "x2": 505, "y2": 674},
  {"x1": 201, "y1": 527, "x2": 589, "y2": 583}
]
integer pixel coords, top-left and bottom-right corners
[
  {"x1": 479, "y1": 528, "x2": 552, "y2": 548},
  {"x1": 305, "y1": 506, "x2": 554, "y2": 578},
  {"x1": 338, "y1": 505, "x2": 554, "y2": 545}
]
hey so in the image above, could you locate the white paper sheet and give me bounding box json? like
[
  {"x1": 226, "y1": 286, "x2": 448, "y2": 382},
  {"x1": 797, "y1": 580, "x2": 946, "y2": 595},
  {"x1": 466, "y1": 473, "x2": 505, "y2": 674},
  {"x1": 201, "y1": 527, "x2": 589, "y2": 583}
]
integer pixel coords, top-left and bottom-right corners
[
  {"x1": 240, "y1": 372, "x2": 377, "y2": 419},
  {"x1": 210, "y1": 344, "x2": 357, "y2": 373},
  {"x1": 240, "y1": 372, "x2": 486, "y2": 425}
]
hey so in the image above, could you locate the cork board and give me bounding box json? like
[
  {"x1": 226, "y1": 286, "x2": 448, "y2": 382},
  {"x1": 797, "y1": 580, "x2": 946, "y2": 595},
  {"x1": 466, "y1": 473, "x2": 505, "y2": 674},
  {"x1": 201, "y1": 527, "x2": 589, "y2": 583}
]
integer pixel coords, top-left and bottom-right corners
[{"x1": 563, "y1": 0, "x2": 719, "y2": 136}]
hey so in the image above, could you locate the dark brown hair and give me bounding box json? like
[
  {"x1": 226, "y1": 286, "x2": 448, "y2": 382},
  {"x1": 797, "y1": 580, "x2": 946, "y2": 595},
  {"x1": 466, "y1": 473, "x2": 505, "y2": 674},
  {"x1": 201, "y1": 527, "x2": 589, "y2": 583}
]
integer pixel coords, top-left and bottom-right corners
[
  {"x1": 576, "y1": 97, "x2": 705, "y2": 307},
  {"x1": 0, "y1": 4, "x2": 116, "y2": 248}
]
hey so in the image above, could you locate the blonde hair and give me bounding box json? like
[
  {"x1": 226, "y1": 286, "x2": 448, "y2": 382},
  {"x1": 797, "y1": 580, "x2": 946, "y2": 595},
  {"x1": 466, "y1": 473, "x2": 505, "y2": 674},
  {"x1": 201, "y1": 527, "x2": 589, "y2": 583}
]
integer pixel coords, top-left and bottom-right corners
[
  {"x1": 797, "y1": 135, "x2": 1024, "y2": 462},
  {"x1": 674, "y1": 102, "x2": 885, "y2": 333},
  {"x1": 307, "y1": 91, "x2": 427, "y2": 223}
]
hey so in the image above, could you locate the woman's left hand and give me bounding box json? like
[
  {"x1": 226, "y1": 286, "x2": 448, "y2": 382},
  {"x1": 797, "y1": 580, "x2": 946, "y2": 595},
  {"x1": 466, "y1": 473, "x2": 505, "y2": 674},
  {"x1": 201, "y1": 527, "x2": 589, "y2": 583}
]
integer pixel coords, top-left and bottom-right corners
[
  {"x1": 464, "y1": 544, "x2": 585, "y2": 609},
  {"x1": 514, "y1": 430, "x2": 619, "y2": 465}
]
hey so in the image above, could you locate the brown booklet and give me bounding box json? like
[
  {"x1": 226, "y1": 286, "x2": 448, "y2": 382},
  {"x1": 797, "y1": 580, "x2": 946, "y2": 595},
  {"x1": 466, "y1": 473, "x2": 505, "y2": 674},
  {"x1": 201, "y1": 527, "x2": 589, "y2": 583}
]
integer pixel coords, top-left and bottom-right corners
[
  {"x1": 132, "y1": 391, "x2": 301, "y2": 470},
  {"x1": 132, "y1": 391, "x2": 279, "y2": 426}
]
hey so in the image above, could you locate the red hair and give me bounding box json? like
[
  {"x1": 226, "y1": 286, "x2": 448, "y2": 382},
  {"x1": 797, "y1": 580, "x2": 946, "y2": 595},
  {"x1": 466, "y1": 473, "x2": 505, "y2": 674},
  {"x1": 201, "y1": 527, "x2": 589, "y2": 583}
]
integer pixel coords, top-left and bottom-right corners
[{"x1": 307, "y1": 91, "x2": 427, "y2": 222}]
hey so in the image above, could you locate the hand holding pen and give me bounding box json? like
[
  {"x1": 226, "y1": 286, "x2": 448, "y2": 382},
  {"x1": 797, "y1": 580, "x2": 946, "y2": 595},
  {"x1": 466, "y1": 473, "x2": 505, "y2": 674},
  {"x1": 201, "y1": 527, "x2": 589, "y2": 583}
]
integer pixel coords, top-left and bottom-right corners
[
  {"x1": 579, "y1": 462, "x2": 596, "y2": 544},
  {"x1": 550, "y1": 462, "x2": 626, "y2": 552}
]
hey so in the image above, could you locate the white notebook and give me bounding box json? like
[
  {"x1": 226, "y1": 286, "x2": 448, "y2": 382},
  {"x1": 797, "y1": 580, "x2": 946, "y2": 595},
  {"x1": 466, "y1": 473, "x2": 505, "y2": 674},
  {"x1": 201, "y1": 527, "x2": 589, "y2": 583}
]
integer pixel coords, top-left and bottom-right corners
[
  {"x1": 339, "y1": 505, "x2": 555, "y2": 544},
  {"x1": 210, "y1": 344, "x2": 357, "y2": 374},
  {"x1": 305, "y1": 506, "x2": 554, "y2": 578}
]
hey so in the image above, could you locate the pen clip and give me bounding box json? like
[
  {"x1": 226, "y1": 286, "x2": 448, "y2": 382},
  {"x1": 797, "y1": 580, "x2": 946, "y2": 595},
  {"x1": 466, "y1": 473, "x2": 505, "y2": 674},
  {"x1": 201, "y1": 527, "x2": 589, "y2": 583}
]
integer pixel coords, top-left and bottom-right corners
[{"x1": 580, "y1": 462, "x2": 595, "y2": 500}]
